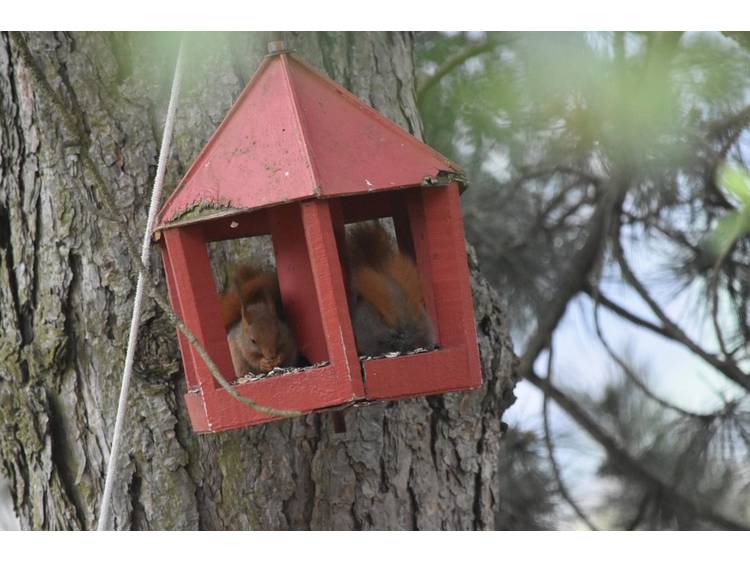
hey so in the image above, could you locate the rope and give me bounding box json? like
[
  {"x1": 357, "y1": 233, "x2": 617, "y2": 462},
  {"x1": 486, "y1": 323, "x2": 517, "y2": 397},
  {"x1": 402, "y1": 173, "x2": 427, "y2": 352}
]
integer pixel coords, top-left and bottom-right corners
[{"x1": 97, "y1": 37, "x2": 185, "y2": 531}]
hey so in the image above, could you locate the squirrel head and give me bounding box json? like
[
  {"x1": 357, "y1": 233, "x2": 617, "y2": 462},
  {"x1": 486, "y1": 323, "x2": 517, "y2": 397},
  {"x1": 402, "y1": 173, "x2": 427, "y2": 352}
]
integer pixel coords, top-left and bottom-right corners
[{"x1": 238, "y1": 300, "x2": 295, "y2": 372}]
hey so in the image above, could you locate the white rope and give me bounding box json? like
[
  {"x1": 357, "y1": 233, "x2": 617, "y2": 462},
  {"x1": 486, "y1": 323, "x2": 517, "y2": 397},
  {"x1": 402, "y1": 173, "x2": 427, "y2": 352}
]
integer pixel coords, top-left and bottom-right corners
[{"x1": 97, "y1": 37, "x2": 185, "y2": 531}]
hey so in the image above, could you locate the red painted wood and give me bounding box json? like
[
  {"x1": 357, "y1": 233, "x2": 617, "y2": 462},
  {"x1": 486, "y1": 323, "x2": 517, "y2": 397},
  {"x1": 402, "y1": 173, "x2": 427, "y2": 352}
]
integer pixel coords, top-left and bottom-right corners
[
  {"x1": 418, "y1": 184, "x2": 481, "y2": 383},
  {"x1": 363, "y1": 348, "x2": 474, "y2": 400},
  {"x1": 269, "y1": 204, "x2": 328, "y2": 364},
  {"x1": 405, "y1": 189, "x2": 439, "y2": 338},
  {"x1": 156, "y1": 56, "x2": 319, "y2": 226},
  {"x1": 415, "y1": 186, "x2": 462, "y2": 347},
  {"x1": 156, "y1": 53, "x2": 461, "y2": 228},
  {"x1": 201, "y1": 364, "x2": 352, "y2": 432},
  {"x1": 340, "y1": 191, "x2": 397, "y2": 223},
  {"x1": 161, "y1": 242, "x2": 199, "y2": 389},
  {"x1": 301, "y1": 200, "x2": 365, "y2": 399},
  {"x1": 163, "y1": 184, "x2": 482, "y2": 431},
  {"x1": 199, "y1": 209, "x2": 270, "y2": 242},
  {"x1": 184, "y1": 391, "x2": 211, "y2": 432},
  {"x1": 328, "y1": 199, "x2": 351, "y2": 295},
  {"x1": 285, "y1": 54, "x2": 459, "y2": 197},
  {"x1": 325, "y1": 200, "x2": 352, "y2": 433},
  {"x1": 162, "y1": 228, "x2": 236, "y2": 389}
]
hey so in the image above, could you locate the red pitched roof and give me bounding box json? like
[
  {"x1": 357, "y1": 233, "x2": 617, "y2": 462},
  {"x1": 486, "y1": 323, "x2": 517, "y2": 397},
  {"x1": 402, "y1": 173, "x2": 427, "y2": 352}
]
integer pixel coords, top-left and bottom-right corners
[{"x1": 156, "y1": 52, "x2": 461, "y2": 227}]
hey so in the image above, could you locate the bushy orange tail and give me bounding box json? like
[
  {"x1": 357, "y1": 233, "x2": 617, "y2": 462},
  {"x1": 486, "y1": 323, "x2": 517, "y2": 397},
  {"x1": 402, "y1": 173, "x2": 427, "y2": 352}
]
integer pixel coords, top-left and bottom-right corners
[
  {"x1": 352, "y1": 266, "x2": 399, "y2": 327},
  {"x1": 347, "y1": 221, "x2": 395, "y2": 271},
  {"x1": 347, "y1": 222, "x2": 426, "y2": 328},
  {"x1": 386, "y1": 252, "x2": 425, "y2": 322}
]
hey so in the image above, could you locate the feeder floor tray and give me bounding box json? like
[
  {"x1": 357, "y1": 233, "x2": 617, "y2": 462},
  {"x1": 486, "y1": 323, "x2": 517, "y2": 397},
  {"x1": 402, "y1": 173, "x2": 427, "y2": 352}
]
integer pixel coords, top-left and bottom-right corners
[{"x1": 234, "y1": 361, "x2": 331, "y2": 384}]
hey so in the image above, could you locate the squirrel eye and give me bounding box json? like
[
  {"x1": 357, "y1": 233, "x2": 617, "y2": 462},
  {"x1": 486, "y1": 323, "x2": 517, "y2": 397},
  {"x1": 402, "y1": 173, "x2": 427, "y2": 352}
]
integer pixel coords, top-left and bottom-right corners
[{"x1": 251, "y1": 337, "x2": 257, "y2": 345}]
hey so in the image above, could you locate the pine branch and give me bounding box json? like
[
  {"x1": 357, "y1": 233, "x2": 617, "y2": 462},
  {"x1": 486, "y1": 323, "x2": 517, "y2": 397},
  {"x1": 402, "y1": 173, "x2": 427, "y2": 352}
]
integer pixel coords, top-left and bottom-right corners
[
  {"x1": 416, "y1": 36, "x2": 503, "y2": 104},
  {"x1": 518, "y1": 181, "x2": 620, "y2": 378},
  {"x1": 525, "y1": 368, "x2": 749, "y2": 531},
  {"x1": 542, "y1": 343, "x2": 600, "y2": 530},
  {"x1": 513, "y1": 174, "x2": 748, "y2": 530},
  {"x1": 583, "y1": 283, "x2": 672, "y2": 339},
  {"x1": 611, "y1": 218, "x2": 750, "y2": 393},
  {"x1": 589, "y1": 290, "x2": 720, "y2": 420}
]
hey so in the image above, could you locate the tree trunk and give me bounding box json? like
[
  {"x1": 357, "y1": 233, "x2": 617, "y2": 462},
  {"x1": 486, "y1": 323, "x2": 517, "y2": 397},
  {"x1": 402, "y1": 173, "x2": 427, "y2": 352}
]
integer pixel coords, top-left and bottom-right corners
[{"x1": 0, "y1": 31, "x2": 517, "y2": 531}]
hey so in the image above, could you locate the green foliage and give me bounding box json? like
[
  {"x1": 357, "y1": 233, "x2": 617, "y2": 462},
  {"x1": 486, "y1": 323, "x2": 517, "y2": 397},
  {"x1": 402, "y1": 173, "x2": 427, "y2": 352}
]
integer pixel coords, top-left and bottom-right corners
[{"x1": 707, "y1": 163, "x2": 750, "y2": 258}]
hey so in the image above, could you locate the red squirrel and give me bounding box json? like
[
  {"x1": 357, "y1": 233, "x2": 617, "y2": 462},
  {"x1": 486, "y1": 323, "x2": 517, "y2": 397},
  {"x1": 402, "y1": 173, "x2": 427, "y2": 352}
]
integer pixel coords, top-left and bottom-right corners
[
  {"x1": 220, "y1": 264, "x2": 298, "y2": 376},
  {"x1": 219, "y1": 222, "x2": 433, "y2": 375},
  {"x1": 346, "y1": 221, "x2": 436, "y2": 357}
]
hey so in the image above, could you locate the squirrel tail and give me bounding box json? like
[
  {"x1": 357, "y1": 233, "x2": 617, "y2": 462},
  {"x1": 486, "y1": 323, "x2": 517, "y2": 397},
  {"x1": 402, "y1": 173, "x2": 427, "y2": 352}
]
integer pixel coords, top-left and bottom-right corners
[
  {"x1": 347, "y1": 221, "x2": 394, "y2": 271},
  {"x1": 348, "y1": 221, "x2": 426, "y2": 328},
  {"x1": 387, "y1": 252, "x2": 426, "y2": 321},
  {"x1": 352, "y1": 265, "x2": 400, "y2": 327}
]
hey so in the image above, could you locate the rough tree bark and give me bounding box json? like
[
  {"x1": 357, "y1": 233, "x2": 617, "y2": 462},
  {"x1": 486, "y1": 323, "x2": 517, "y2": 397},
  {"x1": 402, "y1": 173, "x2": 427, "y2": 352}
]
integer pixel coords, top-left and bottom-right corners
[{"x1": 0, "y1": 31, "x2": 517, "y2": 530}]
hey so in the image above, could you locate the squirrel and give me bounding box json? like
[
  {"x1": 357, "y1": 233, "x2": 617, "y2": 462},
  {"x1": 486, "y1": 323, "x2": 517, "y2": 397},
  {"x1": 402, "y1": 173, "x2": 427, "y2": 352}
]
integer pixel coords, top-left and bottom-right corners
[
  {"x1": 218, "y1": 222, "x2": 433, "y2": 373},
  {"x1": 346, "y1": 221, "x2": 436, "y2": 357},
  {"x1": 219, "y1": 263, "x2": 298, "y2": 376}
]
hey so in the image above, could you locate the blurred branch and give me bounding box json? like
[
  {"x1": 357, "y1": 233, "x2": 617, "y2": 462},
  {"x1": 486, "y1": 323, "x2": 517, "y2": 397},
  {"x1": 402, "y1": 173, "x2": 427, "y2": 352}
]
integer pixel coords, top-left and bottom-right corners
[
  {"x1": 708, "y1": 105, "x2": 750, "y2": 140},
  {"x1": 590, "y1": 292, "x2": 720, "y2": 420},
  {"x1": 626, "y1": 493, "x2": 652, "y2": 531},
  {"x1": 625, "y1": 209, "x2": 750, "y2": 276},
  {"x1": 734, "y1": 416, "x2": 750, "y2": 449},
  {"x1": 720, "y1": 32, "x2": 750, "y2": 52},
  {"x1": 709, "y1": 274, "x2": 732, "y2": 359},
  {"x1": 525, "y1": 368, "x2": 749, "y2": 531},
  {"x1": 417, "y1": 36, "x2": 503, "y2": 104},
  {"x1": 542, "y1": 343, "x2": 600, "y2": 530},
  {"x1": 516, "y1": 174, "x2": 749, "y2": 529},
  {"x1": 513, "y1": 165, "x2": 602, "y2": 190},
  {"x1": 611, "y1": 219, "x2": 750, "y2": 392},
  {"x1": 583, "y1": 283, "x2": 671, "y2": 339},
  {"x1": 640, "y1": 32, "x2": 684, "y2": 82},
  {"x1": 518, "y1": 181, "x2": 622, "y2": 378}
]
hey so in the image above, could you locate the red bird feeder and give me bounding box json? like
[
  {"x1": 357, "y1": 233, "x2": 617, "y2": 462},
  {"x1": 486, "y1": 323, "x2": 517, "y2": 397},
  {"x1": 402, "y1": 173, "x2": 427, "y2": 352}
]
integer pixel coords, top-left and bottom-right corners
[{"x1": 155, "y1": 45, "x2": 482, "y2": 433}]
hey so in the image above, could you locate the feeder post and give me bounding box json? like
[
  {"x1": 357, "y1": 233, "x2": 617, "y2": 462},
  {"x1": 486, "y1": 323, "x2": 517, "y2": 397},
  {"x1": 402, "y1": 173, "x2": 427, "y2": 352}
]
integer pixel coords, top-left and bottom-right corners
[
  {"x1": 301, "y1": 200, "x2": 365, "y2": 398},
  {"x1": 270, "y1": 204, "x2": 329, "y2": 364},
  {"x1": 415, "y1": 183, "x2": 482, "y2": 381},
  {"x1": 162, "y1": 227, "x2": 236, "y2": 389},
  {"x1": 160, "y1": 242, "x2": 198, "y2": 389}
]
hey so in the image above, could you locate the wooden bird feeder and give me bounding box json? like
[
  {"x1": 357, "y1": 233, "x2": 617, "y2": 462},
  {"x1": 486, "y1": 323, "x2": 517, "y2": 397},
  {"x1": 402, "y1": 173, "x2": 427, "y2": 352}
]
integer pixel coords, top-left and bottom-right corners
[{"x1": 154, "y1": 44, "x2": 482, "y2": 433}]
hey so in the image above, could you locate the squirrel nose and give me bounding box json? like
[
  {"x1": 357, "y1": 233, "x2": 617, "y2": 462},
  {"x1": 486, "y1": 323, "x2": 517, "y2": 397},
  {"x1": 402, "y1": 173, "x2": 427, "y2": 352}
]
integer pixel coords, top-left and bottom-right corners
[{"x1": 260, "y1": 355, "x2": 280, "y2": 370}]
